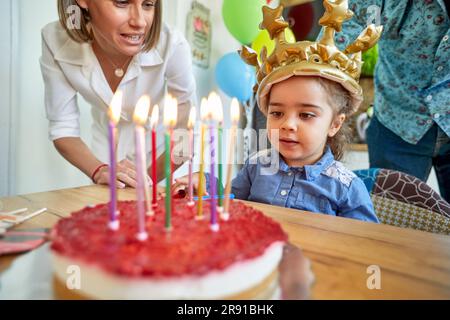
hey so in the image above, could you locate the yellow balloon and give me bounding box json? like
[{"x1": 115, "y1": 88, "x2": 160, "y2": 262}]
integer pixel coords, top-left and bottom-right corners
[{"x1": 251, "y1": 28, "x2": 296, "y2": 61}]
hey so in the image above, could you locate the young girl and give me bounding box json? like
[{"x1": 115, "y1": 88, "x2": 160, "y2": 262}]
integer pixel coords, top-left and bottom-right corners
[
  {"x1": 174, "y1": 74, "x2": 378, "y2": 223},
  {"x1": 41, "y1": 0, "x2": 196, "y2": 188},
  {"x1": 173, "y1": 3, "x2": 381, "y2": 223}
]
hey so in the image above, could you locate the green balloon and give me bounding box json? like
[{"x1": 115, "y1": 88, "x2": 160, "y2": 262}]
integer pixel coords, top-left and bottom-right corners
[
  {"x1": 361, "y1": 44, "x2": 379, "y2": 77},
  {"x1": 222, "y1": 0, "x2": 266, "y2": 45}
]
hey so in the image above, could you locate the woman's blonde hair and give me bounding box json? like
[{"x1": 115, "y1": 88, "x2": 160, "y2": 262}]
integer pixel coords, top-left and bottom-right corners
[
  {"x1": 316, "y1": 77, "x2": 352, "y2": 161},
  {"x1": 57, "y1": 0, "x2": 162, "y2": 52}
]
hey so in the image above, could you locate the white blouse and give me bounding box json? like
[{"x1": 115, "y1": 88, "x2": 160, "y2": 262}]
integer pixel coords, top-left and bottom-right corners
[{"x1": 40, "y1": 21, "x2": 197, "y2": 164}]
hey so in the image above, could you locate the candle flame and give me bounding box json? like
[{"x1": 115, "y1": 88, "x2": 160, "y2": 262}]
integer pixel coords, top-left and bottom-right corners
[
  {"x1": 200, "y1": 97, "x2": 209, "y2": 121},
  {"x1": 109, "y1": 90, "x2": 123, "y2": 124},
  {"x1": 187, "y1": 106, "x2": 196, "y2": 129},
  {"x1": 163, "y1": 94, "x2": 178, "y2": 127},
  {"x1": 207, "y1": 92, "x2": 217, "y2": 119},
  {"x1": 213, "y1": 95, "x2": 223, "y2": 123},
  {"x1": 207, "y1": 91, "x2": 225, "y2": 121},
  {"x1": 150, "y1": 104, "x2": 159, "y2": 128},
  {"x1": 133, "y1": 95, "x2": 151, "y2": 126},
  {"x1": 230, "y1": 98, "x2": 240, "y2": 123}
]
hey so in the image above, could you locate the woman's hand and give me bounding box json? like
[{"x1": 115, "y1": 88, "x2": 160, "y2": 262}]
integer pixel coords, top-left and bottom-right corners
[
  {"x1": 279, "y1": 243, "x2": 315, "y2": 300},
  {"x1": 171, "y1": 172, "x2": 209, "y2": 197},
  {"x1": 93, "y1": 159, "x2": 151, "y2": 189}
]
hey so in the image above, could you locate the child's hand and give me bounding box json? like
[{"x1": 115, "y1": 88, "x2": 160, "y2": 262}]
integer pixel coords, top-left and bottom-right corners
[{"x1": 171, "y1": 173, "x2": 209, "y2": 197}]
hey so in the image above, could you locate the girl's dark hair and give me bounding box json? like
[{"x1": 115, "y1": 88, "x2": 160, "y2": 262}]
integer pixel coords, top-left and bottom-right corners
[{"x1": 316, "y1": 77, "x2": 353, "y2": 161}]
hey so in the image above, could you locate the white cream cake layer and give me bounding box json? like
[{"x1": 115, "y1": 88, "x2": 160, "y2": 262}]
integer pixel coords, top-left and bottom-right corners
[{"x1": 52, "y1": 241, "x2": 284, "y2": 299}]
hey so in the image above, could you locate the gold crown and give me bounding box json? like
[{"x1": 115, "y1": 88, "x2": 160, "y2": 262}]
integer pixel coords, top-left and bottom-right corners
[{"x1": 240, "y1": 0, "x2": 383, "y2": 114}]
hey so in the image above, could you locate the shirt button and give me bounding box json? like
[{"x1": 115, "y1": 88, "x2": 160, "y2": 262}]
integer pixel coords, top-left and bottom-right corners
[
  {"x1": 437, "y1": 66, "x2": 443, "y2": 72},
  {"x1": 434, "y1": 113, "x2": 440, "y2": 119},
  {"x1": 280, "y1": 190, "x2": 287, "y2": 196},
  {"x1": 427, "y1": 119, "x2": 433, "y2": 124},
  {"x1": 426, "y1": 95, "x2": 433, "y2": 101},
  {"x1": 443, "y1": 35, "x2": 449, "y2": 41}
]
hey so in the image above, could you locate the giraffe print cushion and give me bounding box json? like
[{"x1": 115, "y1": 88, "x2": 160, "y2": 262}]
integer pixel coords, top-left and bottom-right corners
[{"x1": 354, "y1": 169, "x2": 450, "y2": 218}]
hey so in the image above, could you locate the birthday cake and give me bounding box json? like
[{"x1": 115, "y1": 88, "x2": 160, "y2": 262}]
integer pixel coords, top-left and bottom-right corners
[{"x1": 50, "y1": 199, "x2": 287, "y2": 299}]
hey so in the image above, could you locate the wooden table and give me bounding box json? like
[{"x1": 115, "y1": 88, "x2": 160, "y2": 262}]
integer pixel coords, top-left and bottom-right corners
[{"x1": 1, "y1": 185, "x2": 450, "y2": 299}]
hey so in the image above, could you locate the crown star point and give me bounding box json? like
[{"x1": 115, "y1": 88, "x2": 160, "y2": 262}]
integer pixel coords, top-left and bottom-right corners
[
  {"x1": 260, "y1": 5, "x2": 289, "y2": 39},
  {"x1": 319, "y1": 0, "x2": 353, "y2": 32}
]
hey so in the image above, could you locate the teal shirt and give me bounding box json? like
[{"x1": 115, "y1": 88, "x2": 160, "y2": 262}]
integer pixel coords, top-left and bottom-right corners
[{"x1": 322, "y1": 0, "x2": 450, "y2": 144}]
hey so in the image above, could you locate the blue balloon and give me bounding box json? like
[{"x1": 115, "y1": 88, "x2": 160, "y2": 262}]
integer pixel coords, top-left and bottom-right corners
[{"x1": 215, "y1": 52, "x2": 256, "y2": 103}]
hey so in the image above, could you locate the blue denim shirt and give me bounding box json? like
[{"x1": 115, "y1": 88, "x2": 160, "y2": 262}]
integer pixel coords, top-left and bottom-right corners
[
  {"x1": 320, "y1": 0, "x2": 450, "y2": 144},
  {"x1": 207, "y1": 147, "x2": 379, "y2": 223}
]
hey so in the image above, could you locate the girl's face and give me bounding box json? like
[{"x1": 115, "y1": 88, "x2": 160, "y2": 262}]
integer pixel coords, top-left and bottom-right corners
[
  {"x1": 267, "y1": 76, "x2": 345, "y2": 167},
  {"x1": 77, "y1": 0, "x2": 157, "y2": 58}
]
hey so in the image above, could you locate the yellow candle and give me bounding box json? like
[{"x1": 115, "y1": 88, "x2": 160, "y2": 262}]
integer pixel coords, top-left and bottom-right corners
[
  {"x1": 196, "y1": 98, "x2": 208, "y2": 219},
  {"x1": 223, "y1": 98, "x2": 240, "y2": 219}
]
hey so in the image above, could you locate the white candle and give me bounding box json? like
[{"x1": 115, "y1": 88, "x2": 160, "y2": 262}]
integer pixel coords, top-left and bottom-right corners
[
  {"x1": 133, "y1": 95, "x2": 151, "y2": 241},
  {"x1": 223, "y1": 98, "x2": 240, "y2": 220}
]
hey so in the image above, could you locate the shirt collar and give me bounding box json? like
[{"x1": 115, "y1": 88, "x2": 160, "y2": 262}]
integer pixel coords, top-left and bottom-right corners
[
  {"x1": 54, "y1": 38, "x2": 163, "y2": 67},
  {"x1": 278, "y1": 146, "x2": 335, "y2": 180}
]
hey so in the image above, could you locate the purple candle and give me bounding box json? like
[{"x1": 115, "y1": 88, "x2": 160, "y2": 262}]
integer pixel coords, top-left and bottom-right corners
[
  {"x1": 208, "y1": 92, "x2": 221, "y2": 232},
  {"x1": 209, "y1": 123, "x2": 217, "y2": 230},
  {"x1": 108, "y1": 121, "x2": 118, "y2": 230},
  {"x1": 187, "y1": 106, "x2": 196, "y2": 207},
  {"x1": 107, "y1": 91, "x2": 123, "y2": 231}
]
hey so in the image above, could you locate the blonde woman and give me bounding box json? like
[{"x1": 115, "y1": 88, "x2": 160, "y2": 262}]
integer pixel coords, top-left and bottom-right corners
[{"x1": 41, "y1": 0, "x2": 196, "y2": 188}]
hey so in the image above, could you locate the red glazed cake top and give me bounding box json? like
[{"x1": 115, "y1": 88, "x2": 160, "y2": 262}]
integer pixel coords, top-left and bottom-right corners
[{"x1": 51, "y1": 199, "x2": 288, "y2": 278}]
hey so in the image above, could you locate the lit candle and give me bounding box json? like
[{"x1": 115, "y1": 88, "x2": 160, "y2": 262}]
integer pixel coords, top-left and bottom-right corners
[
  {"x1": 208, "y1": 92, "x2": 220, "y2": 232},
  {"x1": 133, "y1": 95, "x2": 151, "y2": 241},
  {"x1": 223, "y1": 98, "x2": 240, "y2": 220},
  {"x1": 150, "y1": 105, "x2": 159, "y2": 210},
  {"x1": 107, "y1": 91, "x2": 122, "y2": 231},
  {"x1": 187, "y1": 106, "x2": 196, "y2": 207},
  {"x1": 164, "y1": 94, "x2": 178, "y2": 231},
  {"x1": 217, "y1": 99, "x2": 224, "y2": 213},
  {"x1": 196, "y1": 98, "x2": 208, "y2": 220}
]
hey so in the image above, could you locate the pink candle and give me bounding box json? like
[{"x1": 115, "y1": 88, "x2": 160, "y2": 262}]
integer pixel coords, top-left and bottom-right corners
[
  {"x1": 133, "y1": 95, "x2": 151, "y2": 241},
  {"x1": 107, "y1": 91, "x2": 122, "y2": 231},
  {"x1": 150, "y1": 105, "x2": 159, "y2": 209}
]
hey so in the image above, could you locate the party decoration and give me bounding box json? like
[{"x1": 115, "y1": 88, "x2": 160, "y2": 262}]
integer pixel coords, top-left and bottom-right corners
[
  {"x1": 286, "y1": 2, "x2": 315, "y2": 40},
  {"x1": 222, "y1": 0, "x2": 266, "y2": 44},
  {"x1": 186, "y1": 1, "x2": 212, "y2": 69},
  {"x1": 252, "y1": 28, "x2": 295, "y2": 61},
  {"x1": 215, "y1": 52, "x2": 256, "y2": 103},
  {"x1": 361, "y1": 44, "x2": 378, "y2": 77}
]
